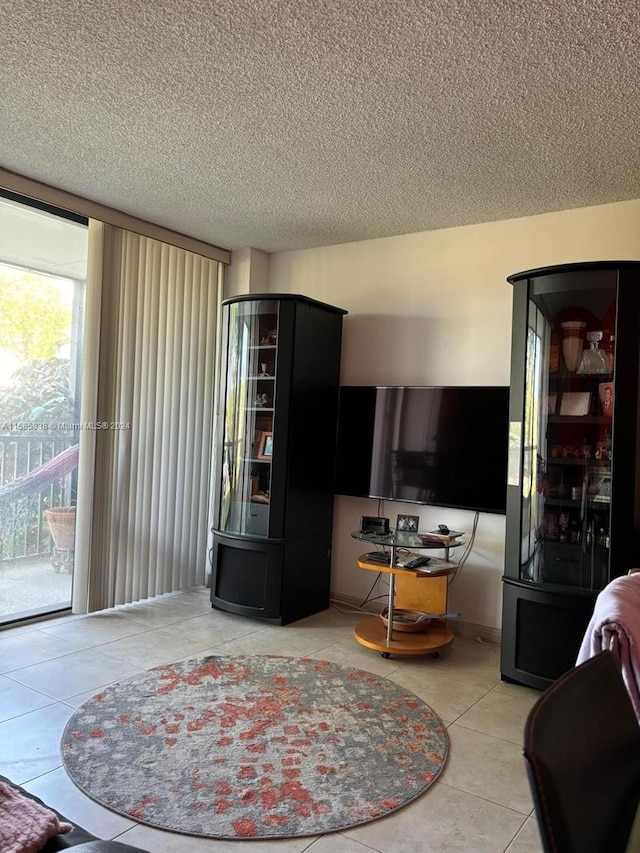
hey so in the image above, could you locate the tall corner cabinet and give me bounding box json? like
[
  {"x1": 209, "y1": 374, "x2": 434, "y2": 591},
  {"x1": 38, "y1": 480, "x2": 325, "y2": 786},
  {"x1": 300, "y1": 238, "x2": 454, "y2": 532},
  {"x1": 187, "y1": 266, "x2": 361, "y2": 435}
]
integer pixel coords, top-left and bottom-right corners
[
  {"x1": 501, "y1": 261, "x2": 640, "y2": 690},
  {"x1": 210, "y1": 293, "x2": 347, "y2": 625}
]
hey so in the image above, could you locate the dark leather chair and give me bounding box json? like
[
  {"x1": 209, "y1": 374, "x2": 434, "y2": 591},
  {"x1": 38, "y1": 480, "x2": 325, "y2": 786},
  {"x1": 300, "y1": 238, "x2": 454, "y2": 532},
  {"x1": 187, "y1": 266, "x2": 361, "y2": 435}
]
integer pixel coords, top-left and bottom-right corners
[{"x1": 523, "y1": 651, "x2": 640, "y2": 853}]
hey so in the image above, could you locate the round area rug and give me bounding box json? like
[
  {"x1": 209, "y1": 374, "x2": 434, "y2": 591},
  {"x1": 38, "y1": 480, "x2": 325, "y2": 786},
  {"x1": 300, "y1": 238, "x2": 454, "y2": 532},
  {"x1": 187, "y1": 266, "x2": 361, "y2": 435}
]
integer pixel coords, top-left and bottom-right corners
[{"x1": 61, "y1": 655, "x2": 448, "y2": 839}]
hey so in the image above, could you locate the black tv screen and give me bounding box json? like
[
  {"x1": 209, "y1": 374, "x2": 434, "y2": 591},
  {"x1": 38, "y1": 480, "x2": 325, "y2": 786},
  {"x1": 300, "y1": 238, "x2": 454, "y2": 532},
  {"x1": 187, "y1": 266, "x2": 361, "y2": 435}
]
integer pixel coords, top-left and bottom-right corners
[{"x1": 335, "y1": 386, "x2": 509, "y2": 514}]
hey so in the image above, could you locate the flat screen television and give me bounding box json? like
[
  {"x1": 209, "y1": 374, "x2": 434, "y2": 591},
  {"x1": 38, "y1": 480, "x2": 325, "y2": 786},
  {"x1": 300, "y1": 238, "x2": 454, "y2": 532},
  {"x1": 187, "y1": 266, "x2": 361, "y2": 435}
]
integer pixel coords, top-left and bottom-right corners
[{"x1": 334, "y1": 386, "x2": 509, "y2": 514}]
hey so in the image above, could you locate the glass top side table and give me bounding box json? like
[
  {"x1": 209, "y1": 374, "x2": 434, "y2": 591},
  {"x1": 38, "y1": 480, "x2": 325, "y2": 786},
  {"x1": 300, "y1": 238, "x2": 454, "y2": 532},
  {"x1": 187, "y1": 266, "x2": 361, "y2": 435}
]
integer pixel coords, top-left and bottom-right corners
[{"x1": 350, "y1": 529, "x2": 464, "y2": 658}]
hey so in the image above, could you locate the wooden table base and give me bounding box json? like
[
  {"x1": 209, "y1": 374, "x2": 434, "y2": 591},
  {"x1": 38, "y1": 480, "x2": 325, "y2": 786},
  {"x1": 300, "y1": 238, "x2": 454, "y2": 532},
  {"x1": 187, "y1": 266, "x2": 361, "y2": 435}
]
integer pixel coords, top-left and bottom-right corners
[{"x1": 354, "y1": 616, "x2": 455, "y2": 658}]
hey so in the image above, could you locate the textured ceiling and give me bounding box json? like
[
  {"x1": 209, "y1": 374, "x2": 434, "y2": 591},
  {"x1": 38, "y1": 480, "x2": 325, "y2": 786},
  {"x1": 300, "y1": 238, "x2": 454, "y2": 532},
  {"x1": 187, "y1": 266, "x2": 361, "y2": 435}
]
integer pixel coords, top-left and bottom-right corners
[{"x1": 1, "y1": 0, "x2": 639, "y2": 253}]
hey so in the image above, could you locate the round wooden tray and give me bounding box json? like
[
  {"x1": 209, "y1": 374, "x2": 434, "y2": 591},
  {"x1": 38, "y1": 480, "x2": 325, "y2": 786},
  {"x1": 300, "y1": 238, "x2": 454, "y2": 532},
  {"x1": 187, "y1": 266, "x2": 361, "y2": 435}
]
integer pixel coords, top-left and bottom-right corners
[{"x1": 380, "y1": 607, "x2": 432, "y2": 633}]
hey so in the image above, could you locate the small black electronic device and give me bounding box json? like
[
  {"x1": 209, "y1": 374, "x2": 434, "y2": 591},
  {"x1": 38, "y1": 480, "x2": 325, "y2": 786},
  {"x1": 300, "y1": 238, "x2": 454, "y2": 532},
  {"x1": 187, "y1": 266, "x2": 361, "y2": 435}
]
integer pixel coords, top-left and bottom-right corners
[
  {"x1": 395, "y1": 553, "x2": 432, "y2": 568},
  {"x1": 406, "y1": 556, "x2": 431, "y2": 569},
  {"x1": 364, "y1": 551, "x2": 391, "y2": 564},
  {"x1": 360, "y1": 516, "x2": 390, "y2": 535},
  {"x1": 438, "y1": 524, "x2": 450, "y2": 534}
]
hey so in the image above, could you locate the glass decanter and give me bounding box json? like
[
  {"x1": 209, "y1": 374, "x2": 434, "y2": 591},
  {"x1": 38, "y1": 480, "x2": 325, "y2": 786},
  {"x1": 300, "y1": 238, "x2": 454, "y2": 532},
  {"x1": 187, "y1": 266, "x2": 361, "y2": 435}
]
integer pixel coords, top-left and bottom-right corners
[{"x1": 577, "y1": 331, "x2": 609, "y2": 375}]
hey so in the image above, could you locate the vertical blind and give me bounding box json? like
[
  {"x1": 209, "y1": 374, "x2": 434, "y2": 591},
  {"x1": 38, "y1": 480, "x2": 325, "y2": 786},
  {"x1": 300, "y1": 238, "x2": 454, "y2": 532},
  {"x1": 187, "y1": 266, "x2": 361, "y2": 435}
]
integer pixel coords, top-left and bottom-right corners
[{"x1": 74, "y1": 223, "x2": 221, "y2": 612}]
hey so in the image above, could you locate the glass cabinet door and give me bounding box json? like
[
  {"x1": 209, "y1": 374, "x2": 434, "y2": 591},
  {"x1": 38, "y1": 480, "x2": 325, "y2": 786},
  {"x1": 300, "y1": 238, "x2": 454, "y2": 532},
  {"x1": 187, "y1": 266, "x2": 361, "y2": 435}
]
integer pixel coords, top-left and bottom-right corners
[
  {"x1": 519, "y1": 272, "x2": 616, "y2": 591},
  {"x1": 218, "y1": 300, "x2": 279, "y2": 537}
]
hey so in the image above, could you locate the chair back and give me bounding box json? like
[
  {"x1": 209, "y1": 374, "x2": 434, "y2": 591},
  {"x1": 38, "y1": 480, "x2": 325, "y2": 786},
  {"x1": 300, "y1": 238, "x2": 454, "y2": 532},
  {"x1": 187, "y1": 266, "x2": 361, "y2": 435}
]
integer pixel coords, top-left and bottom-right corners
[{"x1": 523, "y1": 650, "x2": 640, "y2": 853}]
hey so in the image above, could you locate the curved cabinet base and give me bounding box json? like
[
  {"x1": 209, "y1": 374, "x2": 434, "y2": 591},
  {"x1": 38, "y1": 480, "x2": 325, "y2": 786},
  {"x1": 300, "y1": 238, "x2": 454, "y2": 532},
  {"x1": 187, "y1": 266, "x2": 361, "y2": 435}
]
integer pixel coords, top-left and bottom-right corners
[
  {"x1": 500, "y1": 578, "x2": 595, "y2": 690},
  {"x1": 210, "y1": 531, "x2": 331, "y2": 625}
]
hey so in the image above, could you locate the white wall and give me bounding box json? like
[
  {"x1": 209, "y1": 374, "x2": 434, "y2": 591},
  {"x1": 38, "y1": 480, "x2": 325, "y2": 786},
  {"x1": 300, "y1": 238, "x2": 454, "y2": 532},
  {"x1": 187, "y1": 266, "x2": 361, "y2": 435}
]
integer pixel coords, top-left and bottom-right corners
[
  {"x1": 235, "y1": 199, "x2": 640, "y2": 630},
  {"x1": 225, "y1": 247, "x2": 270, "y2": 297}
]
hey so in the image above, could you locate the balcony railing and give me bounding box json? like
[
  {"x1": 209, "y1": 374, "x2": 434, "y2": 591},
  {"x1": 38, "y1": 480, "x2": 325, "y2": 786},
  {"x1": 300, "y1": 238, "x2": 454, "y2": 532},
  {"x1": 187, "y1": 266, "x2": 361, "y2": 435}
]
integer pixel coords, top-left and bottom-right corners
[{"x1": 0, "y1": 435, "x2": 77, "y2": 562}]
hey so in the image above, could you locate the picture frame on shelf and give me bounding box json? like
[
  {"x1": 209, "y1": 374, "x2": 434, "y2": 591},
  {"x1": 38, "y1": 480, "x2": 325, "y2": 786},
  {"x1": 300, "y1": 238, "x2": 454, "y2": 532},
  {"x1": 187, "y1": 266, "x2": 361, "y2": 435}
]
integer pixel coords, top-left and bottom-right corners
[
  {"x1": 559, "y1": 391, "x2": 591, "y2": 416},
  {"x1": 396, "y1": 513, "x2": 419, "y2": 532},
  {"x1": 587, "y1": 466, "x2": 612, "y2": 503},
  {"x1": 257, "y1": 431, "x2": 273, "y2": 460},
  {"x1": 598, "y1": 382, "x2": 614, "y2": 417}
]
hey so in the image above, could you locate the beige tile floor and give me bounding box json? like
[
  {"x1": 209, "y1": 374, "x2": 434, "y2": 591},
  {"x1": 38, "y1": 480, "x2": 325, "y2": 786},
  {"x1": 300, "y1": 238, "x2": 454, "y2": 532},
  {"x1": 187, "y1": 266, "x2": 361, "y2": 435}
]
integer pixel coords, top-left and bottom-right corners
[{"x1": 0, "y1": 589, "x2": 544, "y2": 852}]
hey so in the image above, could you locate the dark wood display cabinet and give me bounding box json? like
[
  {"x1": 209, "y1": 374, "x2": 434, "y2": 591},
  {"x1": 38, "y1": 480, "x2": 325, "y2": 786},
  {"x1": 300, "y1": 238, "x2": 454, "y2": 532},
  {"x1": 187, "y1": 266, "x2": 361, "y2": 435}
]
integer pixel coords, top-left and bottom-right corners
[
  {"x1": 501, "y1": 262, "x2": 640, "y2": 690},
  {"x1": 210, "y1": 294, "x2": 347, "y2": 625}
]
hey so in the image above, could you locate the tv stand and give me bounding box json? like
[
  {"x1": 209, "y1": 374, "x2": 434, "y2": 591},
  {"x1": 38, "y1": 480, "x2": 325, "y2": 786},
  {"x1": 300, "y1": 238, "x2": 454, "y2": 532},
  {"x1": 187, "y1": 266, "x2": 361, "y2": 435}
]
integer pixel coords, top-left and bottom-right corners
[{"x1": 351, "y1": 530, "x2": 463, "y2": 658}]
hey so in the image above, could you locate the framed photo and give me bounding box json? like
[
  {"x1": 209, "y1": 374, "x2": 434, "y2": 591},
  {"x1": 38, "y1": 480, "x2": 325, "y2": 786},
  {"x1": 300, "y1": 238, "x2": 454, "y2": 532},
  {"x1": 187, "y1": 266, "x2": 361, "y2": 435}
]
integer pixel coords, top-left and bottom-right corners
[
  {"x1": 598, "y1": 382, "x2": 614, "y2": 417},
  {"x1": 587, "y1": 466, "x2": 612, "y2": 503},
  {"x1": 559, "y1": 391, "x2": 591, "y2": 417},
  {"x1": 257, "y1": 431, "x2": 273, "y2": 460},
  {"x1": 396, "y1": 513, "x2": 419, "y2": 532}
]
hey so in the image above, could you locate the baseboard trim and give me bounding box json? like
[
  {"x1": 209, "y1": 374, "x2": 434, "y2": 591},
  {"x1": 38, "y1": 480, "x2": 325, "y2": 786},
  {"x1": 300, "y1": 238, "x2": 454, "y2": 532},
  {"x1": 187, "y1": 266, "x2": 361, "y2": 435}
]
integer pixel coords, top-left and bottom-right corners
[
  {"x1": 329, "y1": 592, "x2": 502, "y2": 646},
  {"x1": 330, "y1": 592, "x2": 385, "y2": 616},
  {"x1": 454, "y1": 620, "x2": 502, "y2": 646}
]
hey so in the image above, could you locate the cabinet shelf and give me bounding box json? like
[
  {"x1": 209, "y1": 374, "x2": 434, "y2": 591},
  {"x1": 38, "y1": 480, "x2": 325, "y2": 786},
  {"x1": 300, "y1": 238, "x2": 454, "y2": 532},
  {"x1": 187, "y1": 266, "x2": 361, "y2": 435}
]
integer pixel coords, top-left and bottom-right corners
[
  {"x1": 544, "y1": 543, "x2": 609, "y2": 556},
  {"x1": 544, "y1": 496, "x2": 610, "y2": 508},
  {"x1": 354, "y1": 617, "x2": 454, "y2": 657},
  {"x1": 548, "y1": 415, "x2": 610, "y2": 425},
  {"x1": 546, "y1": 458, "x2": 610, "y2": 467},
  {"x1": 546, "y1": 458, "x2": 589, "y2": 467},
  {"x1": 549, "y1": 373, "x2": 613, "y2": 384}
]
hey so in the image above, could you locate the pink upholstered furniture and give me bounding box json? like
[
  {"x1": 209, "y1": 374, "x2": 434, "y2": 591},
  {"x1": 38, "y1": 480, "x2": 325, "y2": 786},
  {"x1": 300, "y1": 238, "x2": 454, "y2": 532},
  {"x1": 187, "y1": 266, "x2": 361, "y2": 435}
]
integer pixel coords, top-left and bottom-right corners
[{"x1": 576, "y1": 571, "x2": 640, "y2": 720}]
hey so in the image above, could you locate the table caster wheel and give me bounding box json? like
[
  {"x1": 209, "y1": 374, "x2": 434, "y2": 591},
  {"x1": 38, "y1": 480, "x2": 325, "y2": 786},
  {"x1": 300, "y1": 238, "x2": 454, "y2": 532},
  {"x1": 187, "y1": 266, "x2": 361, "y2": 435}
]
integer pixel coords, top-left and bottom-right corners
[
  {"x1": 430, "y1": 652, "x2": 440, "y2": 659},
  {"x1": 381, "y1": 652, "x2": 391, "y2": 659}
]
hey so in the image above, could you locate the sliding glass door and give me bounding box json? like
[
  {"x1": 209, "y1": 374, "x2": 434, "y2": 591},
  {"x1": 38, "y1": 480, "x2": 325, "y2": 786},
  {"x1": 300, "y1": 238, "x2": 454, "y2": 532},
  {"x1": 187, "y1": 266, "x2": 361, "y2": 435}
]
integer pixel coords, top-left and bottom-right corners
[{"x1": 0, "y1": 195, "x2": 87, "y2": 623}]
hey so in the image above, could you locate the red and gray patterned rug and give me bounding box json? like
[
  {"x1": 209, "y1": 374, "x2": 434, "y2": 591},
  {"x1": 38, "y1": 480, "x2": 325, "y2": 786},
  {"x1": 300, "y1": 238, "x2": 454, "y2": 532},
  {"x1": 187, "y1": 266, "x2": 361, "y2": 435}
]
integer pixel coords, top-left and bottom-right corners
[{"x1": 61, "y1": 654, "x2": 448, "y2": 839}]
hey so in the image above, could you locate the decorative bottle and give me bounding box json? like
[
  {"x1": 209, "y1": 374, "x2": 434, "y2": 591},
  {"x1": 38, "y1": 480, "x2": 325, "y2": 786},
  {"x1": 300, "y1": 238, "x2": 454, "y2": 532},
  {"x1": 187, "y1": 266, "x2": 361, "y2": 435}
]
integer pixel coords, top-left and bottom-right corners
[
  {"x1": 605, "y1": 334, "x2": 615, "y2": 372},
  {"x1": 577, "y1": 331, "x2": 609, "y2": 375}
]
